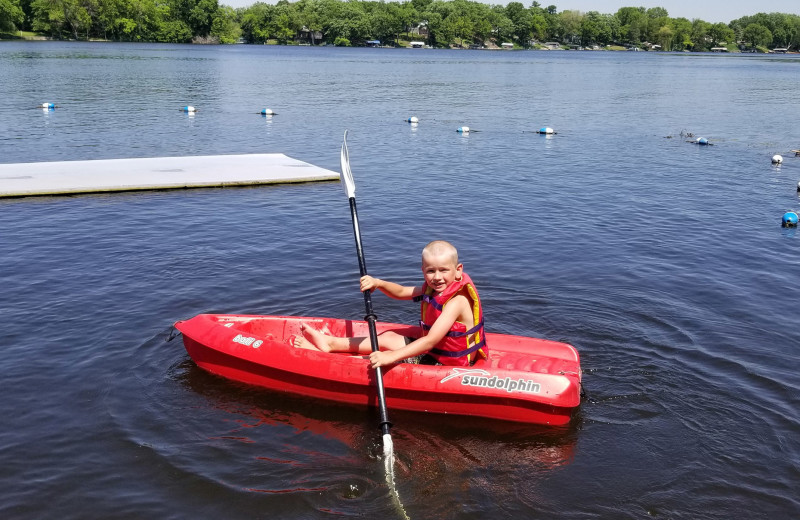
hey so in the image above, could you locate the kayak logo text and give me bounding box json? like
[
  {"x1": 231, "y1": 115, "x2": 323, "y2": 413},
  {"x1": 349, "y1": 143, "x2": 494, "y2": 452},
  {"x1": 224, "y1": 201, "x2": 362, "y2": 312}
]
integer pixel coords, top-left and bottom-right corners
[
  {"x1": 232, "y1": 334, "x2": 263, "y2": 349},
  {"x1": 440, "y1": 368, "x2": 541, "y2": 394}
]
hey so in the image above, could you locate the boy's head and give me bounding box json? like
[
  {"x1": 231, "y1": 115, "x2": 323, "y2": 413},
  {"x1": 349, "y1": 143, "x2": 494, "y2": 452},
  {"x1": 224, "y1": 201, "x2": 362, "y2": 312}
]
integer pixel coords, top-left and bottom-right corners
[
  {"x1": 421, "y1": 241, "x2": 463, "y2": 292},
  {"x1": 422, "y1": 240, "x2": 458, "y2": 264}
]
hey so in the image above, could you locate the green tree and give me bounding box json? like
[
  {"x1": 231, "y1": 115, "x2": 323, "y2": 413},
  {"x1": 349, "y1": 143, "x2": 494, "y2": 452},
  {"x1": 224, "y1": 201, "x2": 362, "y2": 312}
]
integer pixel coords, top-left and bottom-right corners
[
  {"x1": 579, "y1": 11, "x2": 615, "y2": 46},
  {"x1": 645, "y1": 7, "x2": 668, "y2": 20},
  {"x1": 708, "y1": 22, "x2": 734, "y2": 47},
  {"x1": 615, "y1": 6, "x2": 645, "y2": 44},
  {"x1": 326, "y1": 0, "x2": 368, "y2": 44},
  {"x1": 504, "y1": 1, "x2": 530, "y2": 45},
  {"x1": 488, "y1": 5, "x2": 513, "y2": 43},
  {"x1": 409, "y1": 0, "x2": 430, "y2": 15},
  {"x1": 272, "y1": 0, "x2": 299, "y2": 43},
  {"x1": 690, "y1": 18, "x2": 710, "y2": 50},
  {"x1": 189, "y1": 0, "x2": 217, "y2": 37},
  {"x1": 124, "y1": 0, "x2": 165, "y2": 41},
  {"x1": 239, "y1": 2, "x2": 272, "y2": 43},
  {"x1": 643, "y1": 8, "x2": 670, "y2": 43},
  {"x1": 210, "y1": 4, "x2": 239, "y2": 42},
  {"x1": 670, "y1": 16, "x2": 693, "y2": 50},
  {"x1": 158, "y1": 19, "x2": 193, "y2": 42},
  {"x1": 729, "y1": 12, "x2": 800, "y2": 49},
  {"x1": 529, "y1": 11, "x2": 546, "y2": 41},
  {"x1": 31, "y1": 0, "x2": 92, "y2": 39},
  {"x1": 395, "y1": 1, "x2": 419, "y2": 41},
  {"x1": 1, "y1": 0, "x2": 24, "y2": 31},
  {"x1": 579, "y1": 10, "x2": 597, "y2": 46},
  {"x1": 421, "y1": 7, "x2": 449, "y2": 47},
  {"x1": 369, "y1": 2, "x2": 402, "y2": 45},
  {"x1": 168, "y1": 0, "x2": 218, "y2": 38},
  {"x1": 558, "y1": 9, "x2": 582, "y2": 44},
  {"x1": 655, "y1": 24, "x2": 672, "y2": 49},
  {"x1": 742, "y1": 22, "x2": 772, "y2": 49}
]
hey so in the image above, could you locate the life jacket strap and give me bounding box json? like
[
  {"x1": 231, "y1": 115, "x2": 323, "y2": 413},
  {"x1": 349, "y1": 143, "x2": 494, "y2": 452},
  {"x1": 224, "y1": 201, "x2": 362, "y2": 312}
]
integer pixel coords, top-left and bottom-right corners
[
  {"x1": 417, "y1": 293, "x2": 443, "y2": 310},
  {"x1": 420, "y1": 319, "x2": 484, "y2": 337},
  {"x1": 430, "y1": 338, "x2": 487, "y2": 358}
]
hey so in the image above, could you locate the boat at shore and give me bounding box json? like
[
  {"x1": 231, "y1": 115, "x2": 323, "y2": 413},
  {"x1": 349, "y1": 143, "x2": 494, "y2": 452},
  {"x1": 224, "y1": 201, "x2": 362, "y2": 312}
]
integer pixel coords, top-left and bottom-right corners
[{"x1": 175, "y1": 314, "x2": 582, "y2": 426}]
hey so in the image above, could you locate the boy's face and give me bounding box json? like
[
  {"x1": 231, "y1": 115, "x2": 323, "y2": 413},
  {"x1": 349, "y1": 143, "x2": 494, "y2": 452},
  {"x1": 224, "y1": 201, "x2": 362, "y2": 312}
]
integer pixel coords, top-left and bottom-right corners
[{"x1": 421, "y1": 252, "x2": 463, "y2": 293}]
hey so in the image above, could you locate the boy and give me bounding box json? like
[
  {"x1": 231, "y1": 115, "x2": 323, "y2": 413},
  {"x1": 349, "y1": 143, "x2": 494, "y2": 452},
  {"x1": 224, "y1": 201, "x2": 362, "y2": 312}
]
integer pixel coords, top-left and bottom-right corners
[{"x1": 294, "y1": 240, "x2": 487, "y2": 368}]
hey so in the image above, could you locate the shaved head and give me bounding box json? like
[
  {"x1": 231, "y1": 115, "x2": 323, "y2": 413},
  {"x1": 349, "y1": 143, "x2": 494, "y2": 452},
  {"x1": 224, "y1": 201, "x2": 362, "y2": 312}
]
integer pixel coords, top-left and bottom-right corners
[{"x1": 422, "y1": 240, "x2": 459, "y2": 265}]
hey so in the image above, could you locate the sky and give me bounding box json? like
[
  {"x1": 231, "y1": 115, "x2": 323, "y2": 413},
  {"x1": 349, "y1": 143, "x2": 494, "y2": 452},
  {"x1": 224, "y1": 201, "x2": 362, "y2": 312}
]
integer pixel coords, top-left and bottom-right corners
[
  {"x1": 551, "y1": 1, "x2": 798, "y2": 24},
  {"x1": 219, "y1": 0, "x2": 798, "y2": 24}
]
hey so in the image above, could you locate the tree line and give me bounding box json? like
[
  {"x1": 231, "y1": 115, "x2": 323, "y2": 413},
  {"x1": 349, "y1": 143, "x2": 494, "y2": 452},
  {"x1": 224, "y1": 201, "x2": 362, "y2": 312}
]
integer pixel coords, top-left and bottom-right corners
[{"x1": 2, "y1": 0, "x2": 799, "y2": 52}]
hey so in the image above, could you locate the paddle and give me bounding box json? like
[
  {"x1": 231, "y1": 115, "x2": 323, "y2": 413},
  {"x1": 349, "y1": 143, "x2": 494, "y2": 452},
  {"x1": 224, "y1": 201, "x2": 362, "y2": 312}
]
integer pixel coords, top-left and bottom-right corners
[{"x1": 339, "y1": 130, "x2": 394, "y2": 465}]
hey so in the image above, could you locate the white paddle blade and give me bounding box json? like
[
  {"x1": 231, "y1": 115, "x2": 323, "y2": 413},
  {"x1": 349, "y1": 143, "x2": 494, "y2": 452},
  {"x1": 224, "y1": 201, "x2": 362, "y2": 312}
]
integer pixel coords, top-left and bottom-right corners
[
  {"x1": 340, "y1": 130, "x2": 356, "y2": 198},
  {"x1": 382, "y1": 434, "x2": 409, "y2": 520}
]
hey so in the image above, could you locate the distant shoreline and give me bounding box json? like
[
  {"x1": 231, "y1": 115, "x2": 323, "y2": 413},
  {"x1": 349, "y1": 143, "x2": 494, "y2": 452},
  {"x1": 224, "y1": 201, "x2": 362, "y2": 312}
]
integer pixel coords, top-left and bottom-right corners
[{"x1": 3, "y1": 38, "x2": 799, "y2": 55}]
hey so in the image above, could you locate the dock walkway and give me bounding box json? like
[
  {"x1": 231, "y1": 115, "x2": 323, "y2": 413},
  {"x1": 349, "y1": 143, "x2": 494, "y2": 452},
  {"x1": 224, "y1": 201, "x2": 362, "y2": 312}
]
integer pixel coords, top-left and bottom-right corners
[{"x1": 0, "y1": 153, "x2": 338, "y2": 198}]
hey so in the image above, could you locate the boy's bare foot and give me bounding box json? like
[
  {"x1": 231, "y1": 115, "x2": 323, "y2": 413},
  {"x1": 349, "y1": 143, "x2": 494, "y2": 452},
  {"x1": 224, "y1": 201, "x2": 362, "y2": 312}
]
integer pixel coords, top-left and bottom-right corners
[
  {"x1": 294, "y1": 322, "x2": 334, "y2": 352},
  {"x1": 292, "y1": 334, "x2": 315, "y2": 350}
]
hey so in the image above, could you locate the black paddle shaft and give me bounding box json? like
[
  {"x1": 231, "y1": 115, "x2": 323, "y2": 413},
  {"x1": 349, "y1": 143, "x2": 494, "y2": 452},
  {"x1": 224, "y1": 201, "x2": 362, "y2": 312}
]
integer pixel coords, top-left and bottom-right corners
[{"x1": 348, "y1": 197, "x2": 392, "y2": 435}]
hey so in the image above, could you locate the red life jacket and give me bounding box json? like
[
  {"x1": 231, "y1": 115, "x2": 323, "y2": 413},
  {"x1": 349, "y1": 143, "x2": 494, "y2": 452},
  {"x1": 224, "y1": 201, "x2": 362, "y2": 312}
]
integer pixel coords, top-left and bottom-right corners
[{"x1": 417, "y1": 272, "x2": 488, "y2": 366}]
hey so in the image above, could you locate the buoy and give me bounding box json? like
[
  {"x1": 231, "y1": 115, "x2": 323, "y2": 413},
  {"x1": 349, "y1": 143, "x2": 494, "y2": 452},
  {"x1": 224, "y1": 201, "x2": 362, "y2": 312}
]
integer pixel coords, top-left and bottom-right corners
[
  {"x1": 261, "y1": 108, "x2": 275, "y2": 116},
  {"x1": 796, "y1": 181, "x2": 800, "y2": 192},
  {"x1": 772, "y1": 154, "x2": 783, "y2": 164},
  {"x1": 406, "y1": 116, "x2": 419, "y2": 123},
  {"x1": 181, "y1": 106, "x2": 196, "y2": 113},
  {"x1": 457, "y1": 126, "x2": 470, "y2": 133},
  {"x1": 537, "y1": 127, "x2": 554, "y2": 134},
  {"x1": 782, "y1": 212, "x2": 798, "y2": 227},
  {"x1": 696, "y1": 137, "x2": 709, "y2": 145},
  {"x1": 39, "y1": 103, "x2": 56, "y2": 109}
]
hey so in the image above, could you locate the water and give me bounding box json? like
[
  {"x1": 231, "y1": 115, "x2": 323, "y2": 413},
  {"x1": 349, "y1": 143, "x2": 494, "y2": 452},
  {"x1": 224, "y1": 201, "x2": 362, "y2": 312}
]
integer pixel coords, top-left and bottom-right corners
[{"x1": 1, "y1": 42, "x2": 799, "y2": 519}]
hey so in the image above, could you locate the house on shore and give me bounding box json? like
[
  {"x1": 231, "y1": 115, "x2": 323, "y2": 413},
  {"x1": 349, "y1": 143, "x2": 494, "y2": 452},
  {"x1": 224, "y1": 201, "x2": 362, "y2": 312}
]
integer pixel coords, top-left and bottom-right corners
[
  {"x1": 410, "y1": 23, "x2": 429, "y2": 38},
  {"x1": 299, "y1": 26, "x2": 323, "y2": 44}
]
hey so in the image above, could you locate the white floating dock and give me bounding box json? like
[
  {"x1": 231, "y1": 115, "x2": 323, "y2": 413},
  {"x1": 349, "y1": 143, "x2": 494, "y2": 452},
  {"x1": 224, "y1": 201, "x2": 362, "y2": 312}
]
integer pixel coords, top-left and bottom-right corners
[{"x1": 0, "y1": 153, "x2": 339, "y2": 198}]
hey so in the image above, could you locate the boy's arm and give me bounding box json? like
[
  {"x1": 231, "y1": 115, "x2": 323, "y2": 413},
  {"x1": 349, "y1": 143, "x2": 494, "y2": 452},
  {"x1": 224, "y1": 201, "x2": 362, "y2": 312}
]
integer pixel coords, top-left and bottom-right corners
[
  {"x1": 369, "y1": 294, "x2": 468, "y2": 367},
  {"x1": 360, "y1": 276, "x2": 423, "y2": 300}
]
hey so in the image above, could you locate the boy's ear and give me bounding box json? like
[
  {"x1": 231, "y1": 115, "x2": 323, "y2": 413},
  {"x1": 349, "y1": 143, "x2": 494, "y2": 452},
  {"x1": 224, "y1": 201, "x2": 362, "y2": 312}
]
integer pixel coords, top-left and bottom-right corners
[{"x1": 455, "y1": 263, "x2": 464, "y2": 280}]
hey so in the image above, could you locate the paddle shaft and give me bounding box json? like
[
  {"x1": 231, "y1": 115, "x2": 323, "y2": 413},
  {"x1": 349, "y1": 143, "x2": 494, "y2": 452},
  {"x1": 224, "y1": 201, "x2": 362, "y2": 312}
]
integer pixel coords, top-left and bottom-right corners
[{"x1": 347, "y1": 196, "x2": 392, "y2": 436}]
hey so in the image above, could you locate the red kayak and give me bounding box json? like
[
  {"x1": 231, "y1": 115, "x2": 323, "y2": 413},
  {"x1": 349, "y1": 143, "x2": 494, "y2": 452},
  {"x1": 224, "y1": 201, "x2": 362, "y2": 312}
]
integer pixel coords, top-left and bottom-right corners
[{"x1": 175, "y1": 314, "x2": 582, "y2": 426}]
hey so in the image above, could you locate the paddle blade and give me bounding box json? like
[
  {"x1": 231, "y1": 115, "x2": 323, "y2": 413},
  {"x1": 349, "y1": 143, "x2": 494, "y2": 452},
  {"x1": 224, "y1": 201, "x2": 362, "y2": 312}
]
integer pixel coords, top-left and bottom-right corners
[
  {"x1": 340, "y1": 130, "x2": 356, "y2": 198},
  {"x1": 382, "y1": 433, "x2": 409, "y2": 520},
  {"x1": 383, "y1": 433, "x2": 395, "y2": 466}
]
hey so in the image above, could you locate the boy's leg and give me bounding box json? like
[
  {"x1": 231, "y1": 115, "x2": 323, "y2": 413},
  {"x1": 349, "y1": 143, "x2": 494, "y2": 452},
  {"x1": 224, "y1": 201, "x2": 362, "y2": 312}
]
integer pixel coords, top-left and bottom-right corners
[
  {"x1": 295, "y1": 324, "x2": 407, "y2": 354},
  {"x1": 332, "y1": 330, "x2": 408, "y2": 354}
]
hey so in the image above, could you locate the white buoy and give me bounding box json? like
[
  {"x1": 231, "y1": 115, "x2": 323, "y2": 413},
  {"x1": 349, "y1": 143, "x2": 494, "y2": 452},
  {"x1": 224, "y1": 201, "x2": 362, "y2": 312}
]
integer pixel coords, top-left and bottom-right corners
[
  {"x1": 772, "y1": 154, "x2": 783, "y2": 164},
  {"x1": 457, "y1": 126, "x2": 470, "y2": 133},
  {"x1": 406, "y1": 116, "x2": 419, "y2": 123},
  {"x1": 181, "y1": 106, "x2": 196, "y2": 113},
  {"x1": 538, "y1": 127, "x2": 554, "y2": 134},
  {"x1": 261, "y1": 108, "x2": 275, "y2": 116},
  {"x1": 40, "y1": 103, "x2": 56, "y2": 109}
]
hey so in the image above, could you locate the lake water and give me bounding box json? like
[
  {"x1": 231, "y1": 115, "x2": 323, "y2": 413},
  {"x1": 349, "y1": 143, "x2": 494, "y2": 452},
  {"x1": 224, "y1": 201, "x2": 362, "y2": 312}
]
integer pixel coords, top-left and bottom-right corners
[{"x1": 1, "y1": 42, "x2": 799, "y2": 519}]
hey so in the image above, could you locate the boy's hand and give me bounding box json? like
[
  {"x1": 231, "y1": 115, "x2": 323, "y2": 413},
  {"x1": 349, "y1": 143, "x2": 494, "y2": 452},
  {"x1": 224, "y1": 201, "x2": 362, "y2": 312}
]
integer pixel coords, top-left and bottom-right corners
[
  {"x1": 360, "y1": 275, "x2": 380, "y2": 293},
  {"x1": 369, "y1": 350, "x2": 390, "y2": 368}
]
